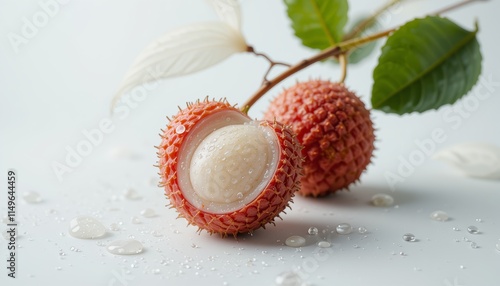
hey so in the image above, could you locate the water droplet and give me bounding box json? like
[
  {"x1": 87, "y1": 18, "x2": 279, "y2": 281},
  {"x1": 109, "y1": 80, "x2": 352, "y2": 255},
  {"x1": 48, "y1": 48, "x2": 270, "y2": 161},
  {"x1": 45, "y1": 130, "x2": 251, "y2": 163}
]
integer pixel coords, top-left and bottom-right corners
[
  {"x1": 403, "y1": 233, "x2": 416, "y2": 242},
  {"x1": 175, "y1": 125, "x2": 186, "y2": 134},
  {"x1": 336, "y1": 223, "x2": 352, "y2": 235},
  {"x1": 470, "y1": 242, "x2": 478, "y2": 249},
  {"x1": 123, "y1": 188, "x2": 142, "y2": 200},
  {"x1": 23, "y1": 191, "x2": 42, "y2": 204},
  {"x1": 358, "y1": 227, "x2": 368, "y2": 234},
  {"x1": 399, "y1": 252, "x2": 406, "y2": 256},
  {"x1": 467, "y1": 226, "x2": 479, "y2": 234},
  {"x1": 55, "y1": 266, "x2": 62, "y2": 271},
  {"x1": 275, "y1": 271, "x2": 302, "y2": 286},
  {"x1": 285, "y1": 235, "x2": 306, "y2": 247},
  {"x1": 140, "y1": 208, "x2": 156, "y2": 218},
  {"x1": 107, "y1": 239, "x2": 143, "y2": 255},
  {"x1": 371, "y1": 193, "x2": 394, "y2": 207},
  {"x1": 109, "y1": 223, "x2": 120, "y2": 231},
  {"x1": 308, "y1": 227, "x2": 318, "y2": 235},
  {"x1": 68, "y1": 216, "x2": 106, "y2": 239},
  {"x1": 430, "y1": 210, "x2": 449, "y2": 222},
  {"x1": 318, "y1": 241, "x2": 331, "y2": 248},
  {"x1": 131, "y1": 217, "x2": 141, "y2": 224},
  {"x1": 475, "y1": 218, "x2": 482, "y2": 223},
  {"x1": 151, "y1": 230, "x2": 163, "y2": 237},
  {"x1": 453, "y1": 227, "x2": 460, "y2": 231},
  {"x1": 495, "y1": 239, "x2": 500, "y2": 251},
  {"x1": 460, "y1": 265, "x2": 465, "y2": 269}
]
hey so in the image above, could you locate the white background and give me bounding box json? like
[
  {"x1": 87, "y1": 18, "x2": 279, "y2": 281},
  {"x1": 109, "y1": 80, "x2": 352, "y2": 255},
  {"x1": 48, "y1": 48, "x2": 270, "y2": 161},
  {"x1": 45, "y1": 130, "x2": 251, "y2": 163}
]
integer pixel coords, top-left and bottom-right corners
[{"x1": 1, "y1": 0, "x2": 499, "y2": 285}]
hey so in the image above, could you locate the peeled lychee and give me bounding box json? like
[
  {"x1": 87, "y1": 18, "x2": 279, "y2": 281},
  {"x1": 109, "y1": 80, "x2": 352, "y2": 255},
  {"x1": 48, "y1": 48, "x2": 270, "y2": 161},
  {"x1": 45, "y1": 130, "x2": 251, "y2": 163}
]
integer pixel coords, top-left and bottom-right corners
[
  {"x1": 157, "y1": 98, "x2": 302, "y2": 236},
  {"x1": 264, "y1": 80, "x2": 375, "y2": 197}
]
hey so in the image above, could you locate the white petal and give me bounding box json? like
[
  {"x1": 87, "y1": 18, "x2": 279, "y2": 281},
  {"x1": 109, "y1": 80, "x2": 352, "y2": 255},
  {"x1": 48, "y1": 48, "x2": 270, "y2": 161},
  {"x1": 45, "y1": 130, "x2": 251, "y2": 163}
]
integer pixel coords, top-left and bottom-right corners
[
  {"x1": 112, "y1": 22, "x2": 247, "y2": 108},
  {"x1": 206, "y1": 0, "x2": 241, "y2": 30},
  {"x1": 433, "y1": 143, "x2": 500, "y2": 179}
]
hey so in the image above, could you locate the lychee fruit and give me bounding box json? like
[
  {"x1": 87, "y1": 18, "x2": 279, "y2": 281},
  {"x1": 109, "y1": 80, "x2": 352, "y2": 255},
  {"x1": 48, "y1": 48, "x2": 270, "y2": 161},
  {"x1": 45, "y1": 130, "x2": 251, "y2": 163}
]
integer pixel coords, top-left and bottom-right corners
[
  {"x1": 156, "y1": 98, "x2": 303, "y2": 236},
  {"x1": 264, "y1": 80, "x2": 375, "y2": 197}
]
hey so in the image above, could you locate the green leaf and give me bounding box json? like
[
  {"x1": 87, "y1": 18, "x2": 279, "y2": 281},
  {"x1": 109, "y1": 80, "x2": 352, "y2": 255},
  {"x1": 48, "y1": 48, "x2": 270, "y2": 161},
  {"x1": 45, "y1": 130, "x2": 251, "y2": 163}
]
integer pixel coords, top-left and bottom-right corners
[
  {"x1": 371, "y1": 16, "x2": 482, "y2": 114},
  {"x1": 285, "y1": 0, "x2": 348, "y2": 50}
]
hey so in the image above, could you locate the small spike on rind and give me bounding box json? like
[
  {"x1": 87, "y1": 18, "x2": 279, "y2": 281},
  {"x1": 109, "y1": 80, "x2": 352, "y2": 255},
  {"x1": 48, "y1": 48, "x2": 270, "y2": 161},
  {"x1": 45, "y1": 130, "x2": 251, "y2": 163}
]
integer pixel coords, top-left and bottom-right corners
[{"x1": 157, "y1": 100, "x2": 303, "y2": 237}]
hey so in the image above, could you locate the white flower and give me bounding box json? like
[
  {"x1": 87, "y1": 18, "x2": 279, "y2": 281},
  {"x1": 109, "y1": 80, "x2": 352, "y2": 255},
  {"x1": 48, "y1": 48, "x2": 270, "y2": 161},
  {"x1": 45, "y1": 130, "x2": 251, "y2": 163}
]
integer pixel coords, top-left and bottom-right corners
[{"x1": 112, "y1": 0, "x2": 247, "y2": 108}]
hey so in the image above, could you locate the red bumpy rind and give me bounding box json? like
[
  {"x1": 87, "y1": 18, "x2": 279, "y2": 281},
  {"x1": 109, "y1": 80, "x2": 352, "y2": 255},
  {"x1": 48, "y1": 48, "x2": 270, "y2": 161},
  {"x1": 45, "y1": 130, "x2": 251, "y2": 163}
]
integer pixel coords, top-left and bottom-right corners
[
  {"x1": 157, "y1": 99, "x2": 303, "y2": 236},
  {"x1": 264, "y1": 80, "x2": 375, "y2": 197}
]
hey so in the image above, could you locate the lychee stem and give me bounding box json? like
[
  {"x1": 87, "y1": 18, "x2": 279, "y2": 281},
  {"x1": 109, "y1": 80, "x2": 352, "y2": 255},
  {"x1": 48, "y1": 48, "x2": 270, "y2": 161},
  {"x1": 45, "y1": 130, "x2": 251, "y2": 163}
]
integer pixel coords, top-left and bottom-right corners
[
  {"x1": 338, "y1": 53, "x2": 348, "y2": 84},
  {"x1": 343, "y1": 0, "x2": 402, "y2": 41},
  {"x1": 432, "y1": 0, "x2": 489, "y2": 16},
  {"x1": 241, "y1": 29, "x2": 392, "y2": 111},
  {"x1": 241, "y1": 0, "x2": 488, "y2": 112}
]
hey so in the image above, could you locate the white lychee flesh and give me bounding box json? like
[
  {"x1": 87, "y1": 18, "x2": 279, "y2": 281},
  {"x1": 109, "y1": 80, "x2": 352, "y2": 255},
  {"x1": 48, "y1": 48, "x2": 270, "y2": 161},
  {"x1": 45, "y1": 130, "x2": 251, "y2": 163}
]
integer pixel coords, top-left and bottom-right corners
[{"x1": 177, "y1": 111, "x2": 279, "y2": 214}]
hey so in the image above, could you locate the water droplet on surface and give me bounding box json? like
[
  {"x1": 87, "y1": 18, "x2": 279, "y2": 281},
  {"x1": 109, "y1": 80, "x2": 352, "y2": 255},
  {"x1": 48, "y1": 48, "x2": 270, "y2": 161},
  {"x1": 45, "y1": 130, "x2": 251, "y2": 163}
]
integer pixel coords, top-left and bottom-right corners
[
  {"x1": 140, "y1": 208, "x2": 156, "y2": 218},
  {"x1": 275, "y1": 271, "x2": 302, "y2": 286},
  {"x1": 109, "y1": 223, "x2": 120, "y2": 231},
  {"x1": 318, "y1": 241, "x2": 331, "y2": 248},
  {"x1": 285, "y1": 235, "x2": 306, "y2": 247},
  {"x1": 460, "y1": 265, "x2": 465, "y2": 269},
  {"x1": 403, "y1": 233, "x2": 416, "y2": 242},
  {"x1": 453, "y1": 227, "x2": 460, "y2": 231},
  {"x1": 151, "y1": 230, "x2": 163, "y2": 237},
  {"x1": 336, "y1": 223, "x2": 352, "y2": 235},
  {"x1": 475, "y1": 218, "x2": 482, "y2": 223},
  {"x1": 308, "y1": 227, "x2": 318, "y2": 235},
  {"x1": 68, "y1": 216, "x2": 106, "y2": 239},
  {"x1": 23, "y1": 191, "x2": 42, "y2": 204},
  {"x1": 430, "y1": 210, "x2": 449, "y2": 222},
  {"x1": 467, "y1": 226, "x2": 479, "y2": 234},
  {"x1": 107, "y1": 239, "x2": 143, "y2": 255},
  {"x1": 470, "y1": 242, "x2": 478, "y2": 249},
  {"x1": 371, "y1": 193, "x2": 394, "y2": 207},
  {"x1": 175, "y1": 125, "x2": 186, "y2": 134},
  {"x1": 123, "y1": 188, "x2": 142, "y2": 200},
  {"x1": 495, "y1": 239, "x2": 500, "y2": 251},
  {"x1": 358, "y1": 227, "x2": 368, "y2": 234}
]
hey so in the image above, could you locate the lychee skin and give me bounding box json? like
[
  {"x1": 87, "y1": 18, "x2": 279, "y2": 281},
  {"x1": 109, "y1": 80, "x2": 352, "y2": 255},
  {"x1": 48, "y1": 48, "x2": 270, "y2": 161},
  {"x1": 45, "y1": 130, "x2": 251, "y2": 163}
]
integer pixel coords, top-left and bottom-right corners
[
  {"x1": 264, "y1": 80, "x2": 375, "y2": 197},
  {"x1": 157, "y1": 99, "x2": 303, "y2": 236}
]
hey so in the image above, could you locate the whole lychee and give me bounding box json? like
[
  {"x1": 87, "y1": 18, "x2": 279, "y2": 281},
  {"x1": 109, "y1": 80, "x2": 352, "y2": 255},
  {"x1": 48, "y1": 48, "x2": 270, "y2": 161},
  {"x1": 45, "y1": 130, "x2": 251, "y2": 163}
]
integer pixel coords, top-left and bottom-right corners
[
  {"x1": 157, "y1": 98, "x2": 303, "y2": 236},
  {"x1": 264, "y1": 80, "x2": 375, "y2": 197}
]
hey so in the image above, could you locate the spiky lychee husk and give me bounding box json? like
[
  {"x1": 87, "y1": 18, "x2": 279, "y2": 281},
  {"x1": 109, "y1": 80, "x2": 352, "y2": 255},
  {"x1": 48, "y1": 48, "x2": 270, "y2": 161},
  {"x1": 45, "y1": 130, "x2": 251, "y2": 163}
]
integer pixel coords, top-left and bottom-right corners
[
  {"x1": 157, "y1": 98, "x2": 303, "y2": 237},
  {"x1": 264, "y1": 80, "x2": 375, "y2": 197}
]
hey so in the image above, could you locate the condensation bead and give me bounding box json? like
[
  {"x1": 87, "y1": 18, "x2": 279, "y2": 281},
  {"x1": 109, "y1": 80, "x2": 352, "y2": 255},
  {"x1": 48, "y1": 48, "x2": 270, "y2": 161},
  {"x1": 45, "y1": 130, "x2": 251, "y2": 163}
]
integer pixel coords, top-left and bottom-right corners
[
  {"x1": 285, "y1": 236, "x2": 306, "y2": 247},
  {"x1": 430, "y1": 210, "x2": 449, "y2": 222},
  {"x1": 336, "y1": 223, "x2": 352, "y2": 235},
  {"x1": 275, "y1": 271, "x2": 302, "y2": 286},
  {"x1": 68, "y1": 217, "x2": 106, "y2": 239},
  {"x1": 308, "y1": 227, "x2": 318, "y2": 235},
  {"x1": 107, "y1": 239, "x2": 143, "y2": 255},
  {"x1": 318, "y1": 241, "x2": 331, "y2": 248},
  {"x1": 175, "y1": 125, "x2": 186, "y2": 134},
  {"x1": 371, "y1": 194, "x2": 394, "y2": 207},
  {"x1": 403, "y1": 233, "x2": 416, "y2": 242},
  {"x1": 23, "y1": 191, "x2": 42, "y2": 204},
  {"x1": 467, "y1": 226, "x2": 479, "y2": 234}
]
